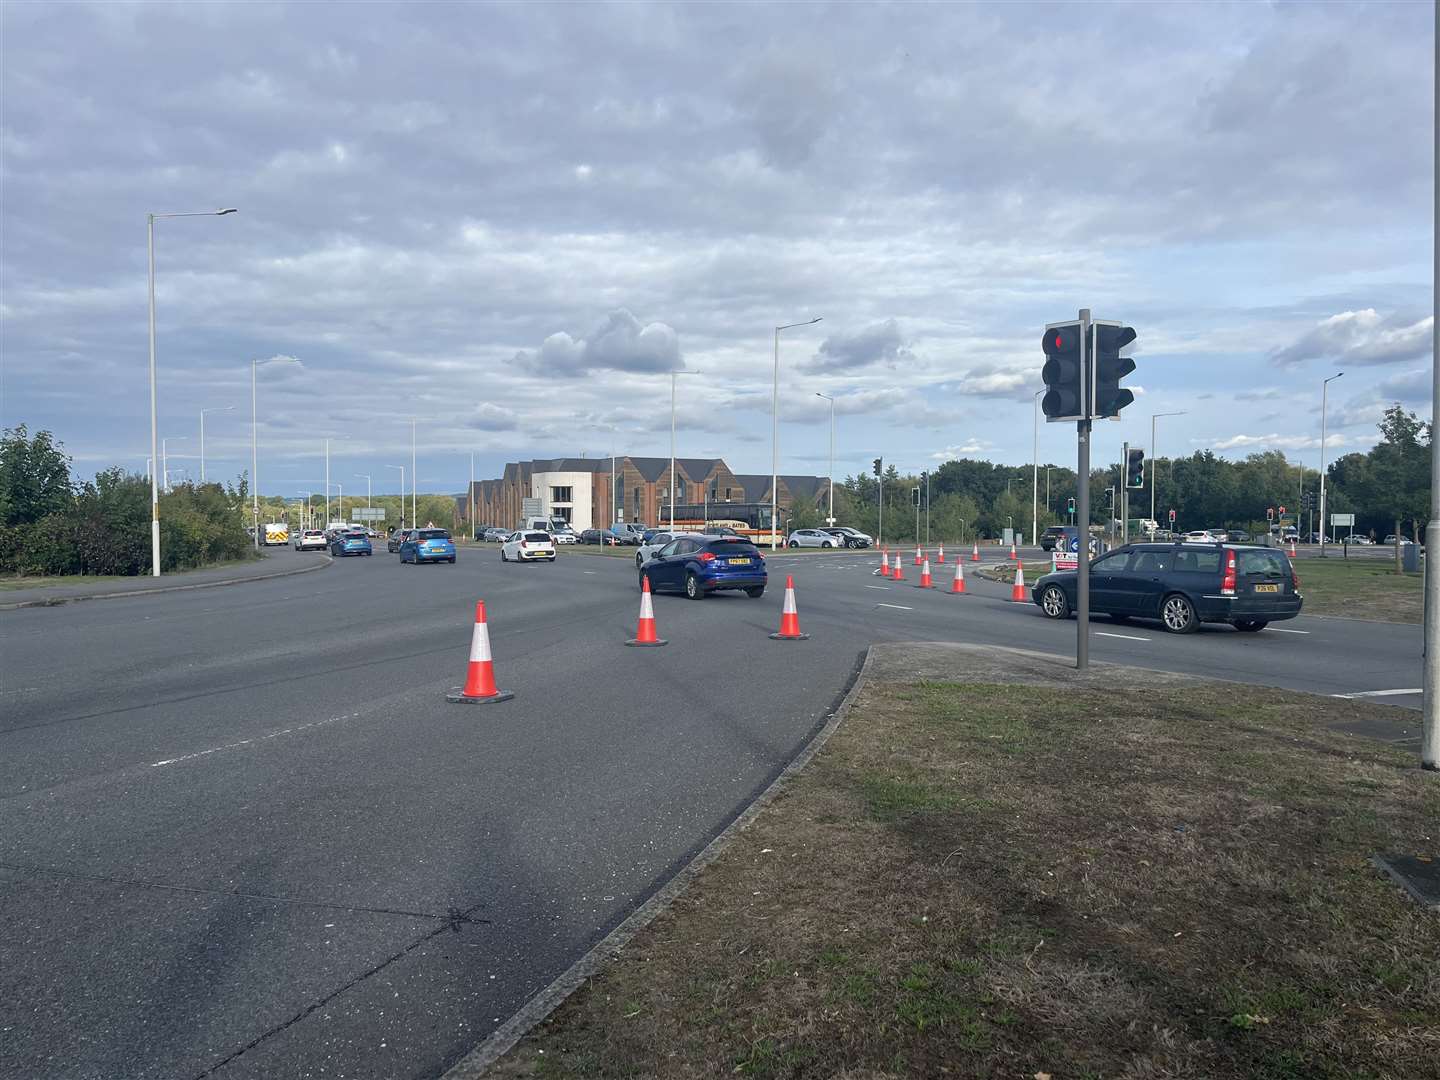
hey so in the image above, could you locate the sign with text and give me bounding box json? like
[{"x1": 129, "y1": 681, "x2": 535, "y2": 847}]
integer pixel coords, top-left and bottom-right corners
[
  {"x1": 1330, "y1": 513, "x2": 1355, "y2": 527},
  {"x1": 1053, "y1": 551, "x2": 1079, "y2": 572},
  {"x1": 353, "y1": 507, "x2": 387, "y2": 521}
]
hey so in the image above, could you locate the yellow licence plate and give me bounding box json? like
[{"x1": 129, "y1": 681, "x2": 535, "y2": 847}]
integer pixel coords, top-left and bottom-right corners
[
  {"x1": 728, "y1": 558, "x2": 751, "y2": 565},
  {"x1": 1253, "y1": 583, "x2": 1279, "y2": 593}
]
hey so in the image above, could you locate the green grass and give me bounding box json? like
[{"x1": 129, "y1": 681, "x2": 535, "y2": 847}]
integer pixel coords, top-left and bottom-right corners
[
  {"x1": 1293, "y1": 556, "x2": 1422, "y2": 622},
  {"x1": 0, "y1": 554, "x2": 264, "y2": 591}
]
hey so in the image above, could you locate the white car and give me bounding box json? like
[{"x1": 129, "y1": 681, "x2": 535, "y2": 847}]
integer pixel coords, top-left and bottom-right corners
[
  {"x1": 500, "y1": 530, "x2": 556, "y2": 562},
  {"x1": 1182, "y1": 530, "x2": 1223, "y2": 544},
  {"x1": 636, "y1": 530, "x2": 702, "y2": 568},
  {"x1": 293, "y1": 529, "x2": 328, "y2": 551},
  {"x1": 786, "y1": 528, "x2": 839, "y2": 549},
  {"x1": 552, "y1": 529, "x2": 578, "y2": 545}
]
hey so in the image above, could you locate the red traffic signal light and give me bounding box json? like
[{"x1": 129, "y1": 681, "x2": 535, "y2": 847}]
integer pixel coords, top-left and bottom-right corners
[{"x1": 1041, "y1": 322, "x2": 1085, "y2": 421}]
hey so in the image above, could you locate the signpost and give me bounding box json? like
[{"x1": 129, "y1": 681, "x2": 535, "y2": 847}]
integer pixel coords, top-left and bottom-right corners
[{"x1": 353, "y1": 507, "x2": 386, "y2": 521}]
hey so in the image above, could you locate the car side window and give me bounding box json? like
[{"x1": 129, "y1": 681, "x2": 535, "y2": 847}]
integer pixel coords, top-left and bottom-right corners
[
  {"x1": 1092, "y1": 551, "x2": 1129, "y2": 573},
  {"x1": 1129, "y1": 550, "x2": 1169, "y2": 574},
  {"x1": 675, "y1": 539, "x2": 701, "y2": 556},
  {"x1": 658, "y1": 539, "x2": 682, "y2": 558}
]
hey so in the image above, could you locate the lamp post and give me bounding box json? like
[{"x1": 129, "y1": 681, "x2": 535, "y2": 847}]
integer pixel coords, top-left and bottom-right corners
[
  {"x1": 355, "y1": 473, "x2": 371, "y2": 509},
  {"x1": 330, "y1": 482, "x2": 344, "y2": 522},
  {"x1": 1032, "y1": 389, "x2": 1043, "y2": 550},
  {"x1": 199, "y1": 405, "x2": 234, "y2": 483},
  {"x1": 410, "y1": 419, "x2": 417, "y2": 529},
  {"x1": 1318, "y1": 372, "x2": 1344, "y2": 556},
  {"x1": 668, "y1": 370, "x2": 701, "y2": 528},
  {"x1": 385, "y1": 465, "x2": 405, "y2": 528},
  {"x1": 816, "y1": 392, "x2": 835, "y2": 526},
  {"x1": 468, "y1": 452, "x2": 475, "y2": 538},
  {"x1": 161, "y1": 436, "x2": 187, "y2": 493},
  {"x1": 146, "y1": 207, "x2": 237, "y2": 576},
  {"x1": 251, "y1": 356, "x2": 299, "y2": 548},
  {"x1": 298, "y1": 491, "x2": 312, "y2": 531},
  {"x1": 772, "y1": 317, "x2": 822, "y2": 549},
  {"x1": 1150, "y1": 411, "x2": 1186, "y2": 526}
]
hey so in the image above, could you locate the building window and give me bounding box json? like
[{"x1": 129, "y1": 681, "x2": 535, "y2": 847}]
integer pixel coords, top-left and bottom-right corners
[
  {"x1": 550, "y1": 486, "x2": 572, "y2": 504},
  {"x1": 724, "y1": 487, "x2": 732, "y2": 501},
  {"x1": 633, "y1": 487, "x2": 642, "y2": 518}
]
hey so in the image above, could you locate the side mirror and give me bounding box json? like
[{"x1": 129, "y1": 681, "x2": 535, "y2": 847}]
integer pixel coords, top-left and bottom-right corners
[{"x1": 649, "y1": 551, "x2": 660, "y2": 560}]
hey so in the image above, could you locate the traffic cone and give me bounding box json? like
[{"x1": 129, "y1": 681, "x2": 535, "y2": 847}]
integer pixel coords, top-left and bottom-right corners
[
  {"x1": 892, "y1": 553, "x2": 905, "y2": 581},
  {"x1": 769, "y1": 575, "x2": 809, "y2": 640},
  {"x1": 950, "y1": 559, "x2": 966, "y2": 594},
  {"x1": 918, "y1": 558, "x2": 934, "y2": 588},
  {"x1": 447, "y1": 601, "x2": 515, "y2": 704},
  {"x1": 879, "y1": 548, "x2": 891, "y2": 577},
  {"x1": 1289, "y1": 538, "x2": 1297, "y2": 556},
  {"x1": 914, "y1": 545, "x2": 923, "y2": 566},
  {"x1": 1009, "y1": 540, "x2": 1018, "y2": 559},
  {"x1": 625, "y1": 574, "x2": 668, "y2": 647},
  {"x1": 1010, "y1": 562, "x2": 1027, "y2": 603},
  {"x1": 936, "y1": 544, "x2": 945, "y2": 564},
  {"x1": 971, "y1": 542, "x2": 980, "y2": 562}
]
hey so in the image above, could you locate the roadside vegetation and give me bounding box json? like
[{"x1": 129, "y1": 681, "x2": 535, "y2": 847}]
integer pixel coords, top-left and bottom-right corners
[
  {"x1": 489, "y1": 677, "x2": 1438, "y2": 1079},
  {"x1": 1294, "y1": 557, "x2": 1423, "y2": 623}
]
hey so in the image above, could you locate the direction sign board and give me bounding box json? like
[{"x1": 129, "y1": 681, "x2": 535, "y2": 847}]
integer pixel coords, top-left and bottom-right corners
[
  {"x1": 521, "y1": 497, "x2": 542, "y2": 518},
  {"x1": 1330, "y1": 513, "x2": 1355, "y2": 527},
  {"x1": 353, "y1": 507, "x2": 387, "y2": 521}
]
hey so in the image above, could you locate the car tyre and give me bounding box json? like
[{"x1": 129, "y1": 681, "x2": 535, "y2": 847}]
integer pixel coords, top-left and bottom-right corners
[
  {"x1": 822, "y1": 541, "x2": 834, "y2": 548},
  {"x1": 448, "y1": 557, "x2": 456, "y2": 564},
  {"x1": 788, "y1": 540, "x2": 799, "y2": 548},
  {"x1": 745, "y1": 585, "x2": 765, "y2": 598},
  {"x1": 1040, "y1": 584, "x2": 1070, "y2": 620},
  {"x1": 501, "y1": 550, "x2": 508, "y2": 562},
  {"x1": 685, "y1": 572, "x2": 704, "y2": 600},
  {"x1": 1234, "y1": 619, "x2": 1267, "y2": 632},
  {"x1": 635, "y1": 554, "x2": 644, "y2": 568},
  {"x1": 1161, "y1": 593, "x2": 1198, "y2": 634}
]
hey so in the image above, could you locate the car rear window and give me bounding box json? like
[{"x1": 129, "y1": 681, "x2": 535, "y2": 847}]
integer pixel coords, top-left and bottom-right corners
[
  {"x1": 1173, "y1": 549, "x2": 1221, "y2": 573},
  {"x1": 707, "y1": 539, "x2": 758, "y2": 553},
  {"x1": 524, "y1": 532, "x2": 550, "y2": 542},
  {"x1": 1240, "y1": 550, "x2": 1289, "y2": 576},
  {"x1": 418, "y1": 529, "x2": 450, "y2": 540}
]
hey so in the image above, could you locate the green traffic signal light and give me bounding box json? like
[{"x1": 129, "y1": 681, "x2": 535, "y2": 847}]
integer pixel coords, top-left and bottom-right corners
[{"x1": 1126, "y1": 447, "x2": 1145, "y2": 488}]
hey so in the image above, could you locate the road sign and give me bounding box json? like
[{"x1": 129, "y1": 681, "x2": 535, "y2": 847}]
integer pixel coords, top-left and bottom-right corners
[
  {"x1": 521, "y1": 497, "x2": 542, "y2": 518},
  {"x1": 1053, "y1": 551, "x2": 1079, "y2": 572},
  {"x1": 1068, "y1": 536, "x2": 1082, "y2": 552},
  {"x1": 1331, "y1": 513, "x2": 1355, "y2": 527},
  {"x1": 353, "y1": 507, "x2": 387, "y2": 521}
]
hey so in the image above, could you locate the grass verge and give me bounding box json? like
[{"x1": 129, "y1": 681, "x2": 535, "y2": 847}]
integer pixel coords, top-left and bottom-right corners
[
  {"x1": 1293, "y1": 557, "x2": 1422, "y2": 623},
  {"x1": 0, "y1": 553, "x2": 265, "y2": 591},
  {"x1": 487, "y1": 676, "x2": 1439, "y2": 1079}
]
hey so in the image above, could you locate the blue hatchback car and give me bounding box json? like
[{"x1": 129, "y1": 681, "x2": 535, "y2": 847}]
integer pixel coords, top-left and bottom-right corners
[
  {"x1": 638, "y1": 536, "x2": 766, "y2": 599},
  {"x1": 400, "y1": 527, "x2": 456, "y2": 564},
  {"x1": 331, "y1": 531, "x2": 373, "y2": 557}
]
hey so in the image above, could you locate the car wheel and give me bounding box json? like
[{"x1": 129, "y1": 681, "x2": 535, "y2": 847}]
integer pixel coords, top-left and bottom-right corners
[
  {"x1": 501, "y1": 550, "x2": 508, "y2": 562},
  {"x1": 822, "y1": 541, "x2": 834, "y2": 548},
  {"x1": 685, "y1": 572, "x2": 704, "y2": 600},
  {"x1": 635, "y1": 554, "x2": 644, "y2": 568},
  {"x1": 788, "y1": 540, "x2": 799, "y2": 548},
  {"x1": 1161, "y1": 593, "x2": 1198, "y2": 634},
  {"x1": 449, "y1": 557, "x2": 456, "y2": 564},
  {"x1": 745, "y1": 585, "x2": 765, "y2": 598},
  {"x1": 1234, "y1": 619, "x2": 1267, "y2": 632},
  {"x1": 1040, "y1": 584, "x2": 1070, "y2": 619}
]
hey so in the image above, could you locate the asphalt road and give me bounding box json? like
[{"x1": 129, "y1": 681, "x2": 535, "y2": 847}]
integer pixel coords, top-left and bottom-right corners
[{"x1": 0, "y1": 544, "x2": 1423, "y2": 1079}]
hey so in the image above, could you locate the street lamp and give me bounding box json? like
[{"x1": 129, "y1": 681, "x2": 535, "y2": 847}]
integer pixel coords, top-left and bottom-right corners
[
  {"x1": 252, "y1": 356, "x2": 299, "y2": 548},
  {"x1": 668, "y1": 370, "x2": 701, "y2": 529},
  {"x1": 1150, "y1": 411, "x2": 1186, "y2": 526},
  {"x1": 355, "y1": 473, "x2": 372, "y2": 509},
  {"x1": 410, "y1": 419, "x2": 417, "y2": 529},
  {"x1": 298, "y1": 491, "x2": 312, "y2": 531},
  {"x1": 385, "y1": 465, "x2": 405, "y2": 527},
  {"x1": 330, "y1": 481, "x2": 344, "y2": 522},
  {"x1": 1319, "y1": 372, "x2": 1344, "y2": 556},
  {"x1": 161, "y1": 436, "x2": 187, "y2": 493},
  {"x1": 772, "y1": 316, "x2": 822, "y2": 549},
  {"x1": 815, "y1": 392, "x2": 835, "y2": 526},
  {"x1": 1032, "y1": 389, "x2": 1043, "y2": 549},
  {"x1": 199, "y1": 405, "x2": 234, "y2": 483},
  {"x1": 146, "y1": 207, "x2": 237, "y2": 576}
]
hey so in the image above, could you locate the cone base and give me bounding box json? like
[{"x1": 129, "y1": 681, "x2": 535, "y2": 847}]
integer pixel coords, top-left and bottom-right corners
[
  {"x1": 918, "y1": 583, "x2": 934, "y2": 589},
  {"x1": 446, "y1": 688, "x2": 515, "y2": 704},
  {"x1": 769, "y1": 632, "x2": 810, "y2": 640},
  {"x1": 950, "y1": 587, "x2": 967, "y2": 594},
  {"x1": 625, "y1": 638, "x2": 669, "y2": 647}
]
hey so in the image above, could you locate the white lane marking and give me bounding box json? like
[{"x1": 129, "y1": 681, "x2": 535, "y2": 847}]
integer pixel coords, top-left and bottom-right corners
[
  {"x1": 864, "y1": 585, "x2": 890, "y2": 590},
  {"x1": 1097, "y1": 632, "x2": 1150, "y2": 641},
  {"x1": 1264, "y1": 627, "x2": 1309, "y2": 634},
  {"x1": 1331, "y1": 688, "x2": 1422, "y2": 700},
  {"x1": 582, "y1": 571, "x2": 597, "y2": 575},
  {"x1": 150, "y1": 712, "x2": 360, "y2": 768},
  {"x1": 876, "y1": 603, "x2": 912, "y2": 610}
]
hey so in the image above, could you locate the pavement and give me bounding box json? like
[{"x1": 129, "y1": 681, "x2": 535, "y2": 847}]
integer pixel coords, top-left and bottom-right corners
[
  {"x1": 0, "y1": 547, "x2": 331, "y2": 609},
  {"x1": 0, "y1": 544, "x2": 1424, "y2": 1079}
]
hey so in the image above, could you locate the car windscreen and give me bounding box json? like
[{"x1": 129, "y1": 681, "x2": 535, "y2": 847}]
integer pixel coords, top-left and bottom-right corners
[
  {"x1": 524, "y1": 532, "x2": 550, "y2": 542},
  {"x1": 417, "y1": 529, "x2": 450, "y2": 540},
  {"x1": 1239, "y1": 550, "x2": 1288, "y2": 577}
]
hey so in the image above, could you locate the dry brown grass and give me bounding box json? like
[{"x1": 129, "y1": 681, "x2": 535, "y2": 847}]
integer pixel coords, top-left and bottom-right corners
[{"x1": 487, "y1": 678, "x2": 1440, "y2": 1080}]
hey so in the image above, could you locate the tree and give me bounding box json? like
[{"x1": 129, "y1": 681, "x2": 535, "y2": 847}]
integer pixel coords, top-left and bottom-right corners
[{"x1": 0, "y1": 425, "x2": 73, "y2": 527}]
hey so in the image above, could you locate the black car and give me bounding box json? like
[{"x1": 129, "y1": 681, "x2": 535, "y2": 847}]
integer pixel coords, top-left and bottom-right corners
[
  {"x1": 1031, "y1": 542, "x2": 1302, "y2": 633},
  {"x1": 578, "y1": 528, "x2": 618, "y2": 545},
  {"x1": 387, "y1": 528, "x2": 414, "y2": 553},
  {"x1": 1040, "y1": 525, "x2": 1078, "y2": 552}
]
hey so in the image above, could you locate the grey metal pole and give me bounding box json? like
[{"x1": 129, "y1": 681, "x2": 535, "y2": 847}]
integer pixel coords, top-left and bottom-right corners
[
  {"x1": 251, "y1": 360, "x2": 260, "y2": 549},
  {"x1": 1424, "y1": 31, "x2": 1439, "y2": 771},
  {"x1": 1076, "y1": 308, "x2": 1092, "y2": 670},
  {"x1": 670, "y1": 372, "x2": 677, "y2": 529},
  {"x1": 200, "y1": 410, "x2": 205, "y2": 484},
  {"x1": 411, "y1": 419, "x2": 417, "y2": 527},
  {"x1": 877, "y1": 469, "x2": 883, "y2": 547},
  {"x1": 1032, "y1": 390, "x2": 1041, "y2": 549},
  {"x1": 925, "y1": 470, "x2": 930, "y2": 546},
  {"x1": 771, "y1": 328, "x2": 779, "y2": 549},
  {"x1": 147, "y1": 215, "x2": 160, "y2": 576},
  {"x1": 1150, "y1": 415, "x2": 1157, "y2": 526},
  {"x1": 1319, "y1": 373, "x2": 1343, "y2": 556},
  {"x1": 1121, "y1": 442, "x2": 1128, "y2": 545},
  {"x1": 325, "y1": 439, "x2": 330, "y2": 524}
]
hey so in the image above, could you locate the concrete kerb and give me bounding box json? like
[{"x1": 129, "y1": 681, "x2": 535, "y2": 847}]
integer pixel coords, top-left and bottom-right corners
[
  {"x1": 439, "y1": 646, "x2": 875, "y2": 1080},
  {"x1": 0, "y1": 553, "x2": 333, "y2": 611}
]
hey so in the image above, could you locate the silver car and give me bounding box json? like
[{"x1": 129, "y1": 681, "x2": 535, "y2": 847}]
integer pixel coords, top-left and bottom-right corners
[
  {"x1": 786, "y1": 528, "x2": 839, "y2": 549},
  {"x1": 635, "y1": 530, "x2": 702, "y2": 567},
  {"x1": 821, "y1": 526, "x2": 872, "y2": 548}
]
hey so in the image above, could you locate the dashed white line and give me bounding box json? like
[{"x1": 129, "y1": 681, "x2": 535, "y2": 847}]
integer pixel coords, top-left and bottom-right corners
[
  {"x1": 150, "y1": 712, "x2": 360, "y2": 768},
  {"x1": 1331, "y1": 688, "x2": 1421, "y2": 700},
  {"x1": 1096, "y1": 631, "x2": 1150, "y2": 641},
  {"x1": 876, "y1": 602, "x2": 912, "y2": 610},
  {"x1": 864, "y1": 585, "x2": 890, "y2": 590},
  {"x1": 1264, "y1": 627, "x2": 1309, "y2": 634}
]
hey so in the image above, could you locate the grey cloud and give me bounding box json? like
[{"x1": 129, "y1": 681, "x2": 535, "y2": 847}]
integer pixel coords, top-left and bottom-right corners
[
  {"x1": 466, "y1": 403, "x2": 519, "y2": 431},
  {"x1": 1270, "y1": 310, "x2": 1433, "y2": 368},
  {"x1": 802, "y1": 320, "x2": 908, "y2": 373},
  {"x1": 515, "y1": 309, "x2": 681, "y2": 377}
]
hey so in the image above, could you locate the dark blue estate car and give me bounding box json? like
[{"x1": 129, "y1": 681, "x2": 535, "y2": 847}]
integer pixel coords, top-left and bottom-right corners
[
  {"x1": 331, "y1": 531, "x2": 373, "y2": 557},
  {"x1": 400, "y1": 527, "x2": 456, "y2": 564},
  {"x1": 638, "y1": 536, "x2": 767, "y2": 600},
  {"x1": 1031, "y1": 542, "x2": 1302, "y2": 633}
]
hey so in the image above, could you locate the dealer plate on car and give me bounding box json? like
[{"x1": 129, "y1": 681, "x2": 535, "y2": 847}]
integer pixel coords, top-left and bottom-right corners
[{"x1": 1253, "y1": 583, "x2": 1279, "y2": 593}]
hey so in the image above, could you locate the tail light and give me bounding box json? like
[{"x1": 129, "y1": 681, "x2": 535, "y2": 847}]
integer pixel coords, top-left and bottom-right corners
[
  {"x1": 519, "y1": 541, "x2": 527, "y2": 549},
  {"x1": 697, "y1": 551, "x2": 716, "y2": 563},
  {"x1": 1221, "y1": 549, "x2": 1237, "y2": 596},
  {"x1": 1292, "y1": 567, "x2": 1301, "y2": 591}
]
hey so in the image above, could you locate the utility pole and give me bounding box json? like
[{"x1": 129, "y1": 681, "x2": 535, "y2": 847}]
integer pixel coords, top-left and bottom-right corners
[
  {"x1": 1423, "y1": 28, "x2": 1439, "y2": 772},
  {"x1": 1076, "y1": 310, "x2": 1093, "y2": 669}
]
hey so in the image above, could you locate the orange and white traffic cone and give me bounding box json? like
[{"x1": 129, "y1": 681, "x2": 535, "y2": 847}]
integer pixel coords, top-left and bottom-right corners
[
  {"x1": 447, "y1": 601, "x2": 515, "y2": 704},
  {"x1": 918, "y1": 558, "x2": 934, "y2": 588},
  {"x1": 769, "y1": 575, "x2": 809, "y2": 640},
  {"x1": 1289, "y1": 538, "x2": 1297, "y2": 556},
  {"x1": 950, "y1": 559, "x2": 966, "y2": 594},
  {"x1": 971, "y1": 542, "x2": 980, "y2": 562},
  {"x1": 892, "y1": 553, "x2": 905, "y2": 581},
  {"x1": 625, "y1": 575, "x2": 668, "y2": 647},
  {"x1": 1010, "y1": 562, "x2": 1027, "y2": 603},
  {"x1": 914, "y1": 545, "x2": 923, "y2": 566},
  {"x1": 1009, "y1": 540, "x2": 1018, "y2": 560},
  {"x1": 936, "y1": 544, "x2": 945, "y2": 564},
  {"x1": 879, "y1": 548, "x2": 891, "y2": 577}
]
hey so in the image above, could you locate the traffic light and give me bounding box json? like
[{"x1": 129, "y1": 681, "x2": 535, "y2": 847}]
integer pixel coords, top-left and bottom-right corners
[
  {"x1": 1092, "y1": 323, "x2": 1137, "y2": 418},
  {"x1": 1041, "y1": 322, "x2": 1085, "y2": 421},
  {"x1": 1067, "y1": 497, "x2": 1076, "y2": 515},
  {"x1": 1125, "y1": 447, "x2": 1145, "y2": 488},
  {"x1": 872, "y1": 458, "x2": 882, "y2": 477}
]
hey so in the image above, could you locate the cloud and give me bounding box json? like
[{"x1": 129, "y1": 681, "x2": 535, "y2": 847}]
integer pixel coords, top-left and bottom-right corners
[
  {"x1": 515, "y1": 309, "x2": 681, "y2": 376},
  {"x1": 1270, "y1": 310, "x2": 1433, "y2": 368},
  {"x1": 933, "y1": 440, "x2": 991, "y2": 459},
  {"x1": 1205, "y1": 433, "x2": 1350, "y2": 453},
  {"x1": 466, "y1": 402, "x2": 519, "y2": 431},
  {"x1": 802, "y1": 319, "x2": 908, "y2": 373}
]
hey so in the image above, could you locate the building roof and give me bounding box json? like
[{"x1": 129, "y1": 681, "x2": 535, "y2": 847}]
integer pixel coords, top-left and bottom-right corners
[
  {"x1": 625, "y1": 456, "x2": 671, "y2": 483},
  {"x1": 781, "y1": 475, "x2": 827, "y2": 503},
  {"x1": 675, "y1": 458, "x2": 721, "y2": 481},
  {"x1": 730, "y1": 474, "x2": 773, "y2": 502}
]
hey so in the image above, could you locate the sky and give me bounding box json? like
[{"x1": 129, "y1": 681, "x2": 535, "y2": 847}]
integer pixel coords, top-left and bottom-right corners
[{"x1": 1, "y1": 1, "x2": 1434, "y2": 497}]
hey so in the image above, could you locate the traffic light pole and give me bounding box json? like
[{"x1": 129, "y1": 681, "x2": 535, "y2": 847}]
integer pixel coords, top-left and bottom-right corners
[{"x1": 1076, "y1": 308, "x2": 1091, "y2": 671}]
